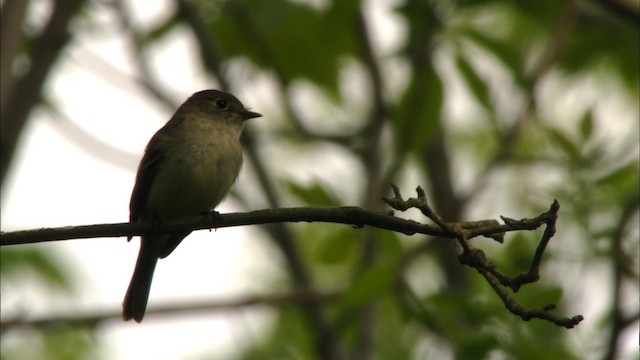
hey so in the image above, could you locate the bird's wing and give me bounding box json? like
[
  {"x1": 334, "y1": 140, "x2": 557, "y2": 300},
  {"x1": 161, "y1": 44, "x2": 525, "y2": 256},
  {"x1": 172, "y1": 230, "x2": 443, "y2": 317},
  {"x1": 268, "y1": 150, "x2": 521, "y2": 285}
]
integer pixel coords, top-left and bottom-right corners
[{"x1": 129, "y1": 134, "x2": 168, "y2": 225}]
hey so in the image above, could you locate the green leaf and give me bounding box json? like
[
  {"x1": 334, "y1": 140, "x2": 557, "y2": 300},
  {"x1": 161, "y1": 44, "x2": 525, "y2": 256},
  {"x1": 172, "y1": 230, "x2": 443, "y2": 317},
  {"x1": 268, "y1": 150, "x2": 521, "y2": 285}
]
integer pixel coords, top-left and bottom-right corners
[
  {"x1": 139, "y1": 13, "x2": 180, "y2": 47},
  {"x1": 578, "y1": 110, "x2": 594, "y2": 143},
  {"x1": 0, "y1": 247, "x2": 74, "y2": 293},
  {"x1": 393, "y1": 61, "x2": 444, "y2": 156},
  {"x1": 595, "y1": 160, "x2": 639, "y2": 206},
  {"x1": 314, "y1": 227, "x2": 357, "y2": 264},
  {"x1": 460, "y1": 28, "x2": 528, "y2": 89},
  {"x1": 209, "y1": 0, "x2": 357, "y2": 96},
  {"x1": 342, "y1": 260, "x2": 397, "y2": 309},
  {"x1": 286, "y1": 181, "x2": 342, "y2": 206},
  {"x1": 454, "y1": 53, "x2": 492, "y2": 111},
  {"x1": 558, "y1": 8, "x2": 639, "y2": 92},
  {"x1": 543, "y1": 125, "x2": 580, "y2": 161}
]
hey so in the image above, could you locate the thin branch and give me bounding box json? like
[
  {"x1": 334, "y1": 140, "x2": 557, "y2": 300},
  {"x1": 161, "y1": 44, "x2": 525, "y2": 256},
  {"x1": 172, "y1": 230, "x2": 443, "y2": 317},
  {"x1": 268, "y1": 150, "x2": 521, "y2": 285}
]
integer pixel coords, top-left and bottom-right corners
[
  {"x1": 112, "y1": 0, "x2": 179, "y2": 111},
  {"x1": 383, "y1": 184, "x2": 583, "y2": 329},
  {"x1": 384, "y1": 184, "x2": 504, "y2": 243},
  {"x1": 475, "y1": 263, "x2": 583, "y2": 328},
  {"x1": 174, "y1": 0, "x2": 229, "y2": 91},
  {"x1": 1, "y1": 0, "x2": 87, "y2": 188},
  {"x1": 0, "y1": 288, "x2": 342, "y2": 332},
  {"x1": 350, "y1": 7, "x2": 389, "y2": 358},
  {"x1": 604, "y1": 200, "x2": 639, "y2": 360},
  {"x1": 1, "y1": 206, "x2": 503, "y2": 246}
]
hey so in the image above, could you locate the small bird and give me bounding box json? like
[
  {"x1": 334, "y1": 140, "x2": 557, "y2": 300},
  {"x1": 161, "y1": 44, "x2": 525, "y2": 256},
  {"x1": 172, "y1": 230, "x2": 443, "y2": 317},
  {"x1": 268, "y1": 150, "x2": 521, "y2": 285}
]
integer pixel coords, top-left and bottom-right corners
[{"x1": 123, "y1": 90, "x2": 261, "y2": 322}]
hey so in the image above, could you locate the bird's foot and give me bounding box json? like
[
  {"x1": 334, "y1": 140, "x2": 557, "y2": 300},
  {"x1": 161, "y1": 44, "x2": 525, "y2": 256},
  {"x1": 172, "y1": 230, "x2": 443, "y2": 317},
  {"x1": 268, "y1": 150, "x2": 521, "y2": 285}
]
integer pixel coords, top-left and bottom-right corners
[{"x1": 151, "y1": 213, "x2": 164, "y2": 233}]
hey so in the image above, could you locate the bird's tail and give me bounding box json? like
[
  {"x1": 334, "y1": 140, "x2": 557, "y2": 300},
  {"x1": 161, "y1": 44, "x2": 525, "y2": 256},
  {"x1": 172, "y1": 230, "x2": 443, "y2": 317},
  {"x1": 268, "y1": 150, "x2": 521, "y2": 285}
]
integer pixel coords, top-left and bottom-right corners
[{"x1": 123, "y1": 239, "x2": 158, "y2": 322}]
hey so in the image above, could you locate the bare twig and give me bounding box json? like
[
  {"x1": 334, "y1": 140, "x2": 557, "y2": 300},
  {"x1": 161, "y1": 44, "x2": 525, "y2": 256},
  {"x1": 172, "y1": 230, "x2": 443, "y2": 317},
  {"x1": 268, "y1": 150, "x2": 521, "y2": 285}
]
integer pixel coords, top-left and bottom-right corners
[
  {"x1": 113, "y1": 0, "x2": 179, "y2": 110},
  {"x1": 382, "y1": 184, "x2": 583, "y2": 329}
]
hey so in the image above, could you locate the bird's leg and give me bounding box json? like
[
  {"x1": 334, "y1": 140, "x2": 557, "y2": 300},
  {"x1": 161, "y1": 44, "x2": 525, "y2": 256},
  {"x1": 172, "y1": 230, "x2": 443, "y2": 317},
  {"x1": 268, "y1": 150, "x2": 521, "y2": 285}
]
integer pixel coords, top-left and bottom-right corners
[
  {"x1": 201, "y1": 209, "x2": 223, "y2": 230},
  {"x1": 151, "y1": 212, "x2": 164, "y2": 234}
]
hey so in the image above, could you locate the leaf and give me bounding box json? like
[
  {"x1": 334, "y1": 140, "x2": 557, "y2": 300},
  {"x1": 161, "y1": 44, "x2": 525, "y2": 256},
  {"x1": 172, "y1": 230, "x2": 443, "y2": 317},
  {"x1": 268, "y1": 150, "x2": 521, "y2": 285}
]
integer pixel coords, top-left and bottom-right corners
[
  {"x1": 285, "y1": 181, "x2": 342, "y2": 206},
  {"x1": 578, "y1": 110, "x2": 594, "y2": 143},
  {"x1": 454, "y1": 53, "x2": 492, "y2": 111},
  {"x1": 209, "y1": 0, "x2": 357, "y2": 96},
  {"x1": 543, "y1": 125, "x2": 580, "y2": 161},
  {"x1": 0, "y1": 247, "x2": 74, "y2": 293},
  {"x1": 460, "y1": 28, "x2": 528, "y2": 89},
  {"x1": 558, "y1": 9, "x2": 639, "y2": 92},
  {"x1": 341, "y1": 260, "x2": 397, "y2": 309},
  {"x1": 314, "y1": 228, "x2": 357, "y2": 264},
  {"x1": 393, "y1": 61, "x2": 444, "y2": 156},
  {"x1": 139, "y1": 13, "x2": 180, "y2": 47},
  {"x1": 594, "y1": 160, "x2": 639, "y2": 206}
]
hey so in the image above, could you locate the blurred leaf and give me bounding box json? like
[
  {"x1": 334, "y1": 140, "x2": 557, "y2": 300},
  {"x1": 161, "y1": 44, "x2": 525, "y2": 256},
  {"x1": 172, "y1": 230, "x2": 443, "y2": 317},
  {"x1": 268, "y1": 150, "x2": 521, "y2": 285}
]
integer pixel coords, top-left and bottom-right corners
[
  {"x1": 223, "y1": 307, "x2": 316, "y2": 360},
  {"x1": 454, "y1": 53, "x2": 493, "y2": 112},
  {"x1": 496, "y1": 232, "x2": 538, "y2": 274},
  {"x1": 1, "y1": 327, "x2": 97, "y2": 360},
  {"x1": 517, "y1": 285, "x2": 563, "y2": 310},
  {"x1": 392, "y1": 0, "x2": 444, "y2": 157},
  {"x1": 139, "y1": 13, "x2": 180, "y2": 47},
  {"x1": 208, "y1": 0, "x2": 358, "y2": 96},
  {"x1": 393, "y1": 62, "x2": 444, "y2": 156},
  {"x1": 460, "y1": 27, "x2": 528, "y2": 89},
  {"x1": 414, "y1": 290, "x2": 501, "y2": 357},
  {"x1": 375, "y1": 229, "x2": 404, "y2": 261},
  {"x1": 503, "y1": 318, "x2": 580, "y2": 360},
  {"x1": 578, "y1": 110, "x2": 594, "y2": 143},
  {"x1": 286, "y1": 181, "x2": 342, "y2": 206},
  {"x1": 43, "y1": 328, "x2": 97, "y2": 360},
  {"x1": 0, "y1": 247, "x2": 74, "y2": 293},
  {"x1": 374, "y1": 299, "x2": 415, "y2": 360},
  {"x1": 595, "y1": 160, "x2": 639, "y2": 206},
  {"x1": 314, "y1": 227, "x2": 357, "y2": 264},
  {"x1": 543, "y1": 125, "x2": 580, "y2": 161},
  {"x1": 558, "y1": 6, "x2": 639, "y2": 92},
  {"x1": 457, "y1": 334, "x2": 501, "y2": 360},
  {"x1": 341, "y1": 260, "x2": 397, "y2": 310}
]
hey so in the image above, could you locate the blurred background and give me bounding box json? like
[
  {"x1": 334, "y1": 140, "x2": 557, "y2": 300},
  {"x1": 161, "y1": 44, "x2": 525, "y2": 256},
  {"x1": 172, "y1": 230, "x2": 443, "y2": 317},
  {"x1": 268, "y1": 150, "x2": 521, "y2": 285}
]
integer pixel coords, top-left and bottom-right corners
[{"x1": 1, "y1": 0, "x2": 638, "y2": 359}]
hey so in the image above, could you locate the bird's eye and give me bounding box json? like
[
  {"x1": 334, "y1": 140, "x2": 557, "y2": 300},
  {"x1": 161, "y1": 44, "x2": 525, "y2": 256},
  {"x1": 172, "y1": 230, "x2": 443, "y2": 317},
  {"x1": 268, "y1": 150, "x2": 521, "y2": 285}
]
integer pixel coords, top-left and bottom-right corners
[{"x1": 215, "y1": 99, "x2": 228, "y2": 109}]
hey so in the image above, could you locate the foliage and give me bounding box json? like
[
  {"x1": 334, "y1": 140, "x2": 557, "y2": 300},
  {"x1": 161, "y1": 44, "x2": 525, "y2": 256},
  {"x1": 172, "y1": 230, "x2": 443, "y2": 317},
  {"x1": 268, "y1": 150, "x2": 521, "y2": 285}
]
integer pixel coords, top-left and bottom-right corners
[{"x1": 2, "y1": 0, "x2": 637, "y2": 359}]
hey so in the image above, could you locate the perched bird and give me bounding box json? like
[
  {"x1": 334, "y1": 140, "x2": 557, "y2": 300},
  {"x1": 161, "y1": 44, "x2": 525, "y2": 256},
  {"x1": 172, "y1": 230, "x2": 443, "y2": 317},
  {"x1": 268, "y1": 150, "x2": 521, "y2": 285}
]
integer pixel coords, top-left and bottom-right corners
[{"x1": 123, "y1": 90, "x2": 261, "y2": 322}]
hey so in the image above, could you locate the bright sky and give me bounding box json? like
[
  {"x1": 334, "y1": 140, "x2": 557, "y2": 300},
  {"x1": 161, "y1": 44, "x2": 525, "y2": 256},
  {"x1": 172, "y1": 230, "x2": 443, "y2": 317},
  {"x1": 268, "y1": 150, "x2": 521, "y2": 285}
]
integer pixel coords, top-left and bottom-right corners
[{"x1": 1, "y1": 1, "x2": 280, "y2": 359}]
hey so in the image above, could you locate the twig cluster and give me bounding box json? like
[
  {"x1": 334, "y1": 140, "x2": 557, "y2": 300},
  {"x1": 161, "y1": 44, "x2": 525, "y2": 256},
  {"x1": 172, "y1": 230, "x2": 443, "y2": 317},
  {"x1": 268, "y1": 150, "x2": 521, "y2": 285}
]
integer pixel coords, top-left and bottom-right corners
[{"x1": 383, "y1": 183, "x2": 584, "y2": 329}]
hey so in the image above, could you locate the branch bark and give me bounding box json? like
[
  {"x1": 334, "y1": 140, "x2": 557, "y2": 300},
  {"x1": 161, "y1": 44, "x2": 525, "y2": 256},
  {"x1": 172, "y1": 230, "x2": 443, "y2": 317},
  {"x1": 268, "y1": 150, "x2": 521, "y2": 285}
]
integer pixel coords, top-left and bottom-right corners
[{"x1": 1, "y1": 206, "x2": 501, "y2": 246}]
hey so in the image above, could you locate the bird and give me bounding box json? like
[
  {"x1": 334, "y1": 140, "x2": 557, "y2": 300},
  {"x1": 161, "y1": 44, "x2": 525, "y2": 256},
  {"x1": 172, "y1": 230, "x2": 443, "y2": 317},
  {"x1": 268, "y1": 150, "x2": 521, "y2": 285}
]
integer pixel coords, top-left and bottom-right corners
[{"x1": 123, "y1": 89, "x2": 261, "y2": 322}]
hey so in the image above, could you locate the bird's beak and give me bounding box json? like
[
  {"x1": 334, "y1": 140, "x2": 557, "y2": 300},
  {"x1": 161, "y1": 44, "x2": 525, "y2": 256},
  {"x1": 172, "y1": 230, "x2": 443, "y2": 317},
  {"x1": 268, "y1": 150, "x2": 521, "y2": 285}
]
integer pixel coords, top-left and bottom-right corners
[{"x1": 241, "y1": 110, "x2": 262, "y2": 121}]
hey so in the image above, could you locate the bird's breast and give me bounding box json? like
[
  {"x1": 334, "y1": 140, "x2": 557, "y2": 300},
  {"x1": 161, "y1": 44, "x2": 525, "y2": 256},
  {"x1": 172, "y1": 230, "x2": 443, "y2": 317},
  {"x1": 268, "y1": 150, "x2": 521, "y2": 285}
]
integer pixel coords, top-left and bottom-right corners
[{"x1": 143, "y1": 127, "x2": 243, "y2": 220}]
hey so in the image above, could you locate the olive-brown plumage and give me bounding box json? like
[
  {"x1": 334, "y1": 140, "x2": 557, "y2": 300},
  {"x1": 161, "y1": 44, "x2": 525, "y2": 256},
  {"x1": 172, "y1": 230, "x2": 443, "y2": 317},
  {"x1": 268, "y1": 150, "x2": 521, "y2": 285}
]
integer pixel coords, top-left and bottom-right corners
[{"x1": 123, "y1": 90, "x2": 261, "y2": 322}]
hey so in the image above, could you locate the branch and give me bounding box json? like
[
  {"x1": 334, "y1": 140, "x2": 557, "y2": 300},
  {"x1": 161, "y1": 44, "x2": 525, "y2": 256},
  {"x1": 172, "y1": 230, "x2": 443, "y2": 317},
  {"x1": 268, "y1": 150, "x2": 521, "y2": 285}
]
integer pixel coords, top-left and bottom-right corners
[
  {"x1": 1, "y1": 0, "x2": 87, "y2": 188},
  {"x1": 1, "y1": 206, "x2": 501, "y2": 246},
  {"x1": 1, "y1": 185, "x2": 583, "y2": 329},
  {"x1": 0, "y1": 288, "x2": 342, "y2": 332},
  {"x1": 384, "y1": 184, "x2": 583, "y2": 329}
]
